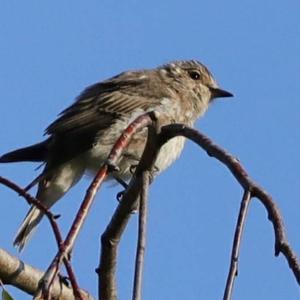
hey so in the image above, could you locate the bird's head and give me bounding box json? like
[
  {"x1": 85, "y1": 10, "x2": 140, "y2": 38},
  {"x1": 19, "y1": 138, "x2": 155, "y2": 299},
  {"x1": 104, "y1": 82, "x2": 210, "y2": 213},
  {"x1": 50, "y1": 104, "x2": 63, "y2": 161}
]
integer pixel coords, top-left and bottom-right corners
[{"x1": 159, "y1": 60, "x2": 233, "y2": 118}]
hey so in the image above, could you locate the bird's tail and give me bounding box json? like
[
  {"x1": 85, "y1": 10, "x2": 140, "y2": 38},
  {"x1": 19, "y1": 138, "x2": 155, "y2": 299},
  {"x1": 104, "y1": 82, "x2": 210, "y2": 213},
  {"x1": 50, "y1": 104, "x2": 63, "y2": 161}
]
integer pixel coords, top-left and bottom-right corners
[
  {"x1": 13, "y1": 156, "x2": 86, "y2": 251},
  {"x1": 13, "y1": 206, "x2": 43, "y2": 251},
  {"x1": 0, "y1": 141, "x2": 48, "y2": 163}
]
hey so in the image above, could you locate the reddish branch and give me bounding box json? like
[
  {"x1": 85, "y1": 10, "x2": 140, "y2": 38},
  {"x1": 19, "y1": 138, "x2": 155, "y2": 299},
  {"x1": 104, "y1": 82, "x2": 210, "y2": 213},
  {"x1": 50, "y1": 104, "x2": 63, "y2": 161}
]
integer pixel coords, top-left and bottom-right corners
[
  {"x1": 0, "y1": 176, "x2": 63, "y2": 248},
  {"x1": 160, "y1": 123, "x2": 300, "y2": 286},
  {"x1": 0, "y1": 177, "x2": 83, "y2": 299}
]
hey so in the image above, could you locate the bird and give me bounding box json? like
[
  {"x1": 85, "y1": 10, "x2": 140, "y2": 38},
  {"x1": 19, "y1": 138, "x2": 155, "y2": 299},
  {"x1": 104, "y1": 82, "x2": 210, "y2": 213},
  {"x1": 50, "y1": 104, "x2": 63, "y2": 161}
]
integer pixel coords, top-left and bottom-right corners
[{"x1": 0, "y1": 60, "x2": 233, "y2": 250}]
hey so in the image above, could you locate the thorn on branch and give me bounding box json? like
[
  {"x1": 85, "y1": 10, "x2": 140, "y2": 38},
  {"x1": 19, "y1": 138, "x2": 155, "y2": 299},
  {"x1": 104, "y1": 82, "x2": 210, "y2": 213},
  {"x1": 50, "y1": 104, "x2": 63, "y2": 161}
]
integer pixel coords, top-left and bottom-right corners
[{"x1": 275, "y1": 241, "x2": 281, "y2": 256}]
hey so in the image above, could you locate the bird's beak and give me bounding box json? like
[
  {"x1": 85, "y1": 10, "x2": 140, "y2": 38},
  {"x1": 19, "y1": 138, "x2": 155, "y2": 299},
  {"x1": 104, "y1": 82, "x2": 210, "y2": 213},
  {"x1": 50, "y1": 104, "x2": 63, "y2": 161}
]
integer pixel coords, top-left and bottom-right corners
[{"x1": 210, "y1": 87, "x2": 233, "y2": 99}]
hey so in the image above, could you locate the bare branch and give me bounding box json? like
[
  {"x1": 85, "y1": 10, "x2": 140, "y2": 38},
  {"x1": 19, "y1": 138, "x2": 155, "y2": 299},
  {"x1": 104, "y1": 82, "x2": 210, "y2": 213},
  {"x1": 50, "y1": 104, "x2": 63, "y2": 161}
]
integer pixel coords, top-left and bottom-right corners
[
  {"x1": 132, "y1": 171, "x2": 150, "y2": 300},
  {"x1": 98, "y1": 120, "x2": 161, "y2": 300},
  {"x1": 2, "y1": 115, "x2": 299, "y2": 299},
  {"x1": 0, "y1": 176, "x2": 83, "y2": 299},
  {"x1": 223, "y1": 190, "x2": 251, "y2": 300},
  {"x1": 0, "y1": 176, "x2": 63, "y2": 248},
  {"x1": 0, "y1": 248, "x2": 93, "y2": 300},
  {"x1": 160, "y1": 124, "x2": 300, "y2": 285},
  {"x1": 97, "y1": 118, "x2": 300, "y2": 299}
]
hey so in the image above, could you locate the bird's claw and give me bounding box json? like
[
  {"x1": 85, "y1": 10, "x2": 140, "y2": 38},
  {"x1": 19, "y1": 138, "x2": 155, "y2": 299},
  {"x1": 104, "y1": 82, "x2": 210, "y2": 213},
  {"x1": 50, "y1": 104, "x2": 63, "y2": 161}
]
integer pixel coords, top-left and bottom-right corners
[
  {"x1": 106, "y1": 161, "x2": 120, "y2": 173},
  {"x1": 116, "y1": 190, "x2": 124, "y2": 202}
]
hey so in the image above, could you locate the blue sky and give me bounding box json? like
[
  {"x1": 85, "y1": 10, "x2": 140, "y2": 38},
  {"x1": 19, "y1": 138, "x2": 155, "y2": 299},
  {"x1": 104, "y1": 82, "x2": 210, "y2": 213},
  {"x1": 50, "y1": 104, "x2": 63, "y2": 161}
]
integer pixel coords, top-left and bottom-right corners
[{"x1": 1, "y1": 1, "x2": 300, "y2": 299}]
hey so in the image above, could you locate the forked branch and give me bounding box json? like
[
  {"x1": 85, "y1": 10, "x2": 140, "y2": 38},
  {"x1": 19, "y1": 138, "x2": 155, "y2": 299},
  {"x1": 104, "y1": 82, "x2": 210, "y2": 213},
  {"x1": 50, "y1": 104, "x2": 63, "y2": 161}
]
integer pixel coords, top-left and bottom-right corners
[
  {"x1": 160, "y1": 124, "x2": 300, "y2": 285},
  {"x1": 0, "y1": 176, "x2": 84, "y2": 299},
  {"x1": 97, "y1": 118, "x2": 300, "y2": 300},
  {"x1": 33, "y1": 112, "x2": 156, "y2": 299},
  {"x1": 1, "y1": 113, "x2": 299, "y2": 300}
]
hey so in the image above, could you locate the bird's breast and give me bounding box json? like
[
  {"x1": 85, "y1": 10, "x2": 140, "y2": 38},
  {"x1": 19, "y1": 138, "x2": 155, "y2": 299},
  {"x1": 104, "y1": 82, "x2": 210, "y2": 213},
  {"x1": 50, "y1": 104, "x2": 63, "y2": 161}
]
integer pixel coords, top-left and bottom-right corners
[
  {"x1": 84, "y1": 100, "x2": 190, "y2": 180},
  {"x1": 155, "y1": 136, "x2": 186, "y2": 172}
]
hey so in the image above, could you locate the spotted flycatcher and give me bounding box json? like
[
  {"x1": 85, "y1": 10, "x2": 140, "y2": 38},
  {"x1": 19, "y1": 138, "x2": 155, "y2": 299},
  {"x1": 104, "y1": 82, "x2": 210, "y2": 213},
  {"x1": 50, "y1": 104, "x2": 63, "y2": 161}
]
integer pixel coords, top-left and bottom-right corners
[{"x1": 0, "y1": 60, "x2": 233, "y2": 249}]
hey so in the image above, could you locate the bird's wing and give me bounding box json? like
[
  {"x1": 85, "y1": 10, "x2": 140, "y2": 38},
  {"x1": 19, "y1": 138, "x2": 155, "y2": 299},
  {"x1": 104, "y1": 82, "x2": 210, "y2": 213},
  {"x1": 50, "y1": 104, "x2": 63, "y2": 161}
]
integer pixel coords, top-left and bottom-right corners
[
  {"x1": 44, "y1": 71, "x2": 167, "y2": 165},
  {"x1": 46, "y1": 72, "x2": 166, "y2": 136}
]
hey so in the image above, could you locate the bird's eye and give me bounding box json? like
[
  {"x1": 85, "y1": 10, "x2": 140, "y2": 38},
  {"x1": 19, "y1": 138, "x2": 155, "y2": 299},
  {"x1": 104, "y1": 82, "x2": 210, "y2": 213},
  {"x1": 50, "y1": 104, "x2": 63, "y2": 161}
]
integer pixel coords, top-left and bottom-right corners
[{"x1": 189, "y1": 70, "x2": 201, "y2": 80}]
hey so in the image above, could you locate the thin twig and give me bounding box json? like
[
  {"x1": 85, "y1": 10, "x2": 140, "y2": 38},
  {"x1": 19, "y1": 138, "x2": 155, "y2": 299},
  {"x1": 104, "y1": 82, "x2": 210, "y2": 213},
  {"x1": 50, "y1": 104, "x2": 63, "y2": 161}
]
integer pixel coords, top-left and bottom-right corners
[
  {"x1": 0, "y1": 176, "x2": 84, "y2": 299},
  {"x1": 223, "y1": 190, "x2": 251, "y2": 300},
  {"x1": 132, "y1": 171, "x2": 150, "y2": 300},
  {"x1": 34, "y1": 165, "x2": 108, "y2": 300},
  {"x1": 0, "y1": 176, "x2": 63, "y2": 247}
]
